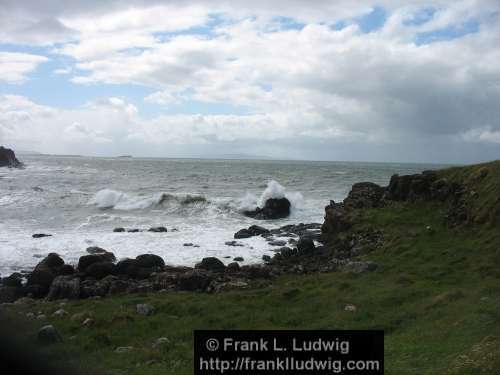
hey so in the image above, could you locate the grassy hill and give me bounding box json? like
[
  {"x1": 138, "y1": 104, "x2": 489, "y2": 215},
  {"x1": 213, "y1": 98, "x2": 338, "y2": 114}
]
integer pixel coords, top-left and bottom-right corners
[{"x1": 2, "y1": 161, "x2": 500, "y2": 374}]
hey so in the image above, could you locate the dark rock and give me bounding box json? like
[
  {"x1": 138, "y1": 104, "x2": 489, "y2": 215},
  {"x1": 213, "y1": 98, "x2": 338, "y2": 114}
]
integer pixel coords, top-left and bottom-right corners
[
  {"x1": 0, "y1": 146, "x2": 23, "y2": 168},
  {"x1": 32, "y1": 233, "x2": 52, "y2": 238},
  {"x1": 233, "y1": 257, "x2": 244, "y2": 262},
  {"x1": 86, "y1": 246, "x2": 108, "y2": 255},
  {"x1": 297, "y1": 237, "x2": 316, "y2": 255},
  {"x1": 177, "y1": 270, "x2": 213, "y2": 291},
  {"x1": 195, "y1": 257, "x2": 225, "y2": 272},
  {"x1": 234, "y1": 229, "x2": 252, "y2": 239},
  {"x1": 127, "y1": 228, "x2": 141, "y2": 233},
  {"x1": 148, "y1": 226, "x2": 167, "y2": 233},
  {"x1": 58, "y1": 264, "x2": 75, "y2": 275},
  {"x1": 262, "y1": 255, "x2": 272, "y2": 262},
  {"x1": 0, "y1": 286, "x2": 22, "y2": 303},
  {"x1": 2, "y1": 272, "x2": 23, "y2": 288},
  {"x1": 115, "y1": 258, "x2": 139, "y2": 277},
  {"x1": 268, "y1": 240, "x2": 286, "y2": 247},
  {"x1": 344, "y1": 182, "x2": 385, "y2": 209},
  {"x1": 37, "y1": 325, "x2": 63, "y2": 345},
  {"x1": 248, "y1": 225, "x2": 270, "y2": 235},
  {"x1": 135, "y1": 254, "x2": 165, "y2": 269},
  {"x1": 113, "y1": 227, "x2": 125, "y2": 232},
  {"x1": 321, "y1": 200, "x2": 352, "y2": 242},
  {"x1": 225, "y1": 240, "x2": 244, "y2": 247},
  {"x1": 243, "y1": 198, "x2": 291, "y2": 220},
  {"x1": 85, "y1": 262, "x2": 116, "y2": 279},
  {"x1": 226, "y1": 262, "x2": 240, "y2": 272},
  {"x1": 47, "y1": 276, "x2": 80, "y2": 300},
  {"x1": 27, "y1": 253, "x2": 65, "y2": 297},
  {"x1": 78, "y1": 253, "x2": 115, "y2": 272}
]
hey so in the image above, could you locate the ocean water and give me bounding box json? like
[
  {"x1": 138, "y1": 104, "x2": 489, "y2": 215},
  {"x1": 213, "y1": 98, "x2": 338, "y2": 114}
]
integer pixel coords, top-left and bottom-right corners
[{"x1": 0, "y1": 156, "x2": 447, "y2": 276}]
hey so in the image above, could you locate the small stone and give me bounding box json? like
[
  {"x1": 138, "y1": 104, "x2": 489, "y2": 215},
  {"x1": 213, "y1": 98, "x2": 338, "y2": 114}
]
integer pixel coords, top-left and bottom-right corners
[
  {"x1": 37, "y1": 314, "x2": 47, "y2": 320},
  {"x1": 136, "y1": 303, "x2": 155, "y2": 316},
  {"x1": 32, "y1": 233, "x2": 52, "y2": 238},
  {"x1": 344, "y1": 304, "x2": 357, "y2": 312},
  {"x1": 148, "y1": 226, "x2": 168, "y2": 233},
  {"x1": 183, "y1": 243, "x2": 194, "y2": 247},
  {"x1": 37, "y1": 325, "x2": 63, "y2": 345},
  {"x1": 26, "y1": 312, "x2": 35, "y2": 319},
  {"x1": 52, "y1": 308, "x2": 67, "y2": 318},
  {"x1": 233, "y1": 257, "x2": 244, "y2": 262},
  {"x1": 113, "y1": 228, "x2": 125, "y2": 233},
  {"x1": 82, "y1": 318, "x2": 93, "y2": 326},
  {"x1": 262, "y1": 255, "x2": 272, "y2": 262},
  {"x1": 115, "y1": 346, "x2": 134, "y2": 353},
  {"x1": 152, "y1": 337, "x2": 170, "y2": 348}
]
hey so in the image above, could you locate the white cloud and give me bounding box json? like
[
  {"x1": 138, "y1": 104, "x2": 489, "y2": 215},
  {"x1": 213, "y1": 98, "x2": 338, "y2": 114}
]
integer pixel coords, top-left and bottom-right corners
[
  {"x1": 462, "y1": 126, "x2": 500, "y2": 143},
  {"x1": 0, "y1": 52, "x2": 48, "y2": 83}
]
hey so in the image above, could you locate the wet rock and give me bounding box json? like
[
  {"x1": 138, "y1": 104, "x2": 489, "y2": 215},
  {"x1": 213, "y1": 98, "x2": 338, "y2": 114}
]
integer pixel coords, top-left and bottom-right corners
[
  {"x1": 233, "y1": 257, "x2": 244, "y2": 262},
  {"x1": 32, "y1": 233, "x2": 52, "y2": 238},
  {"x1": 225, "y1": 240, "x2": 244, "y2": 247},
  {"x1": 195, "y1": 257, "x2": 225, "y2": 272},
  {"x1": 113, "y1": 227, "x2": 125, "y2": 232},
  {"x1": 85, "y1": 262, "x2": 116, "y2": 279},
  {"x1": 135, "y1": 254, "x2": 165, "y2": 269},
  {"x1": 37, "y1": 325, "x2": 63, "y2": 345},
  {"x1": 148, "y1": 226, "x2": 168, "y2": 233},
  {"x1": 136, "y1": 303, "x2": 155, "y2": 316},
  {"x1": 47, "y1": 276, "x2": 80, "y2": 300},
  {"x1": 86, "y1": 246, "x2": 109, "y2": 255},
  {"x1": 127, "y1": 229, "x2": 141, "y2": 233},
  {"x1": 27, "y1": 253, "x2": 66, "y2": 297},
  {"x1": 268, "y1": 240, "x2": 286, "y2": 247},
  {"x1": 0, "y1": 146, "x2": 23, "y2": 168},
  {"x1": 321, "y1": 201, "x2": 352, "y2": 242},
  {"x1": 234, "y1": 228, "x2": 252, "y2": 239},
  {"x1": 296, "y1": 237, "x2": 316, "y2": 255},
  {"x1": 243, "y1": 198, "x2": 291, "y2": 220},
  {"x1": 248, "y1": 225, "x2": 270, "y2": 236},
  {"x1": 78, "y1": 253, "x2": 115, "y2": 272},
  {"x1": 262, "y1": 255, "x2": 272, "y2": 262}
]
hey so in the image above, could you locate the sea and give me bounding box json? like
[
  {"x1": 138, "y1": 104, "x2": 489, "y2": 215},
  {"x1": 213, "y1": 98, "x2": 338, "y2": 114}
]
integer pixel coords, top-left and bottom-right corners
[{"x1": 0, "y1": 155, "x2": 448, "y2": 276}]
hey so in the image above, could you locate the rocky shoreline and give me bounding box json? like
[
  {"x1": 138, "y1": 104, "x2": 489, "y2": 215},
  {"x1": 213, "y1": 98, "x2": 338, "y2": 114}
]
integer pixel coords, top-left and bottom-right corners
[
  {"x1": 0, "y1": 167, "x2": 471, "y2": 304},
  {"x1": 0, "y1": 146, "x2": 23, "y2": 168}
]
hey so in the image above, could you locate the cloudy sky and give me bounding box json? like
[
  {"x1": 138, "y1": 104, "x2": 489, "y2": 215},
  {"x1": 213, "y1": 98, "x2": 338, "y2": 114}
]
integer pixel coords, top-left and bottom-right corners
[{"x1": 0, "y1": 0, "x2": 499, "y2": 163}]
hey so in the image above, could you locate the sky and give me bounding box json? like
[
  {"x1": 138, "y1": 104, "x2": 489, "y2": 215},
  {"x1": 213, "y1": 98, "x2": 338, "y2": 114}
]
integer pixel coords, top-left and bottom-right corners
[{"x1": 0, "y1": 0, "x2": 499, "y2": 163}]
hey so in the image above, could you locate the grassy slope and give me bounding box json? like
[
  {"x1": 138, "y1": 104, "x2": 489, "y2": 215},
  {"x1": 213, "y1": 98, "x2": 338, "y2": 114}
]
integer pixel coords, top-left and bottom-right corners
[{"x1": 3, "y1": 161, "x2": 500, "y2": 374}]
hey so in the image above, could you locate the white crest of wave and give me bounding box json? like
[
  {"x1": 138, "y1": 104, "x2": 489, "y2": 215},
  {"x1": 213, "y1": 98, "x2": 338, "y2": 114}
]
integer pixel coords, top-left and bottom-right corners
[
  {"x1": 89, "y1": 189, "x2": 163, "y2": 210},
  {"x1": 259, "y1": 180, "x2": 286, "y2": 207},
  {"x1": 237, "y1": 180, "x2": 303, "y2": 212}
]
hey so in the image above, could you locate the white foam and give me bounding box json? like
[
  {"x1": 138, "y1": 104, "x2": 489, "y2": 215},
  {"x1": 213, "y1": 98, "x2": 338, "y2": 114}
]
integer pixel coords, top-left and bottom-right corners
[
  {"x1": 259, "y1": 180, "x2": 286, "y2": 207},
  {"x1": 89, "y1": 189, "x2": 164, "y2": 210}
]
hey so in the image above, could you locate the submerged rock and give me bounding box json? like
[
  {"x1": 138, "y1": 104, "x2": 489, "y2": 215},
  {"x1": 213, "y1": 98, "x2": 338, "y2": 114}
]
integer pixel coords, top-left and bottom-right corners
[{"x1": 32, "y1": 234, "x2": 52, "y2": 238}]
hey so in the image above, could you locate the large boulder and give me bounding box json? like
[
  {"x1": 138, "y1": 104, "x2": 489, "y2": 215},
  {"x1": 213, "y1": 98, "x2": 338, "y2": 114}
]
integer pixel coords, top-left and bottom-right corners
[
  {"x1": 78, "y1": 253, "x2": 115, "y2": 272},
  {"x1": 296, "y1": 237, "x2": 316, "y2": 255},
  {"x1": 243, "y1": 198, "x2": 291, "y2": 220},
  {"x1": 385, "y1": 171, "x2": 438, "y2": 201},
  {"x1": 26, "y1": 253, "x2": 66, "y2": 297},
  {"x1": 195, "y1": 257, "x2": 225, "y2": 272},
  {"x1": 0, "y1": 286, "x2": 23, "y2": 303},
  {"x1": 85, "y1": 262, "x2": 116, "y2": 279},
  {"x1": 47, "y1": 276, "x2": 80, "y2": 300},
  {"x1": 0, "y1": 146, "x2": 23, "y2": 168},
  {"x1": 135, "y1": 254, "x2": 165, "y2": 269},
  {"x1": 234, "y1": 225, "x2": 270, "y2": 239}
]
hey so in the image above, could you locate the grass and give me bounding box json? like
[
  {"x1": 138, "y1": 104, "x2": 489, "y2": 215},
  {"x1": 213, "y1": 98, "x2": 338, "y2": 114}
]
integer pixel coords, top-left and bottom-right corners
[{"x1": 2, "y1": 161, "x2": 500, "y2": 374}]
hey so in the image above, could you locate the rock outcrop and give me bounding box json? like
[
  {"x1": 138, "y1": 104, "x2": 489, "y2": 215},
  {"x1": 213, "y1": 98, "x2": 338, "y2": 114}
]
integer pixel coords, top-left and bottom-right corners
[
  {"x1": 0, "y1": 146, "x2": 23, "y2": 168},
  {"x1": 243, "y1": 198, "x2": 291, "y2": 220}
]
